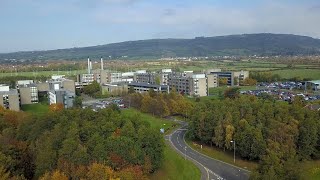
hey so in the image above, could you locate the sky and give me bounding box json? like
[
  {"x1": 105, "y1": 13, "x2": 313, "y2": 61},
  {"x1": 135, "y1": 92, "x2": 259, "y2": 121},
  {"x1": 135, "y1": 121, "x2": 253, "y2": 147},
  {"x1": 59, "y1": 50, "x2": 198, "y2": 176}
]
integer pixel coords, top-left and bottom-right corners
[{"x1": 0, "y1": 0, "x2": 320, "y2": 53}]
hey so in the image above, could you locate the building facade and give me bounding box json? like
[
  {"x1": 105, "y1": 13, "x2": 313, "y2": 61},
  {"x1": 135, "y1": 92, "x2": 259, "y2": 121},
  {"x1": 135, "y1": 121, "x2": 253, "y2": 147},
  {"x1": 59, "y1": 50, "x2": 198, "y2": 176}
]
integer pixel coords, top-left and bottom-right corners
[
  {"x1": 0, "y1": 88, "x2": 20, "y2": 111},
  {"x1": 49, "y1": 90, "x2": 75, "y2": 108},
  {"x1": 19, "y1": 84, "x2": 38, "y2": 105},
  {"x1": 128, "y1": 82, "x2": 169, "y2": 93}
]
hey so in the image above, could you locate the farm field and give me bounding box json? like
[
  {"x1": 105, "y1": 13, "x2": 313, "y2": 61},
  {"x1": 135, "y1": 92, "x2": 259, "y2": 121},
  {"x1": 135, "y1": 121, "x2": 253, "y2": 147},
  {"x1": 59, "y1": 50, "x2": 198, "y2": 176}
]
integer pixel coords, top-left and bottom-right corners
[{"x1": 270, "y1": 69, "x2": 320, "y2": 80}]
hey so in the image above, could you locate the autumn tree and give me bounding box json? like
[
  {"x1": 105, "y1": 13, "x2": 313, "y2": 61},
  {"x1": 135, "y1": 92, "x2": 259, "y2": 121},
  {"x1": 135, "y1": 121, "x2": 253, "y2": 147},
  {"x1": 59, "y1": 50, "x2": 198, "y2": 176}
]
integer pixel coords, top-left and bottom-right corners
[{"x1": 219, "y1": 77, "x2": 228, "y2": 86}]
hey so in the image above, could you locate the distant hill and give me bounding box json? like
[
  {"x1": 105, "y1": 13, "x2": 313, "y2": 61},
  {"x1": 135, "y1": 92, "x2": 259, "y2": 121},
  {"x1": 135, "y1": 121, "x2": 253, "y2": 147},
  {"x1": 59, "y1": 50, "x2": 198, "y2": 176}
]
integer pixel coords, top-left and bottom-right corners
[{"x1": 1, "y1": 33, "x2": 320, "y2": 61}]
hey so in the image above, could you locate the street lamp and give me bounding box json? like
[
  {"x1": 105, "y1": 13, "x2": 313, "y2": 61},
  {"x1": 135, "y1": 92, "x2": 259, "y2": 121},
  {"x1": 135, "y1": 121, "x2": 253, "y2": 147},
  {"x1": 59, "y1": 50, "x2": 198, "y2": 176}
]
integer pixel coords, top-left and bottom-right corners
[
  {"x1": 184, "y1": 146, "x2": 187, "y2": 160},
  {"x1": 230, "y1": 140, "x2": 235, "y2": 163}
]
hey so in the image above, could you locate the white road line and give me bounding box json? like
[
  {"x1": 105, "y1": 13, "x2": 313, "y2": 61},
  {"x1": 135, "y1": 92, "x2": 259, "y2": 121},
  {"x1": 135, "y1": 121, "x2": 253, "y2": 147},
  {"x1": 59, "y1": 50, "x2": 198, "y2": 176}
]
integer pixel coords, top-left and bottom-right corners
[
  {"x1": 169, "y1": 129, "x2": 222, "y2": 180},
  {"x1": 182, "y1": 132, "x2": 251, "y2": 173}
]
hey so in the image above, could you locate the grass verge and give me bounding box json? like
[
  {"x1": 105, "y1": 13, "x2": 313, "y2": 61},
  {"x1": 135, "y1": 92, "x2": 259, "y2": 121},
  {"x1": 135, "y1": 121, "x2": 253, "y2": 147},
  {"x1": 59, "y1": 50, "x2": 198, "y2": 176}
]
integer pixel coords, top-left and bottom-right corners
[
  {"x1": 150, "y1": 144, "x2": 201, "y2": 180},
  {"x1": 21, "y1": 103, "x2": 49, "y2": 115},
  {"x1": 185, "y1": 138, "x2": 258, "y2": 171},
  {"x1": 301, "y1": 160, "x2": 320, "y2": 180},
  {"x1": 122, "y1": 108, "x2": 178, "y2": 134}
]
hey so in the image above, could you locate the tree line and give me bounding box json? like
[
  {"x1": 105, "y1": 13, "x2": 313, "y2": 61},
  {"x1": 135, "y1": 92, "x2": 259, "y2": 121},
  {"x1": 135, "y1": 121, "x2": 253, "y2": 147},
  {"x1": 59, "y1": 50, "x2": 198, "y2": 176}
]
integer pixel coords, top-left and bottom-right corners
[
  {"x1": 124, "y1": 89, "x2": 193, "y2": 117},
  {"x1": 0, "y1": 105, "x2": 164, "y2": 179},
  {"x1": 187, "y1": 95, "x2": 320, "y2": 179}
]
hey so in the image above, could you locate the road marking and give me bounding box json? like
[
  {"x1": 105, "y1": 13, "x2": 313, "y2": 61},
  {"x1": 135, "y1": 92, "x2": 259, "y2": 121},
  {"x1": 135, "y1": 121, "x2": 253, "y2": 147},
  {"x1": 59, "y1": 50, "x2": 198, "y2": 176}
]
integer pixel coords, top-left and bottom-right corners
[
  {"x1": 169, "y1": 128, "x2": 222, "y2": 180},
  {"x1": 182, "y1": 132, "x2": 251, "y2": 173}
]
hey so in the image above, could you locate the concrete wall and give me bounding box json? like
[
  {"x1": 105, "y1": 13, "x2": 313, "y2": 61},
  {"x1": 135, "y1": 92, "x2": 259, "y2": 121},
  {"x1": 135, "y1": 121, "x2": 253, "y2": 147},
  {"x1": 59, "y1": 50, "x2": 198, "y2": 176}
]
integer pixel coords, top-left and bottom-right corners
[
  {"x1": 0, "y1": 96, "x2": 3, "y2": 109},
  {"x1": 19, "y1": 87, "x2": 31, "y2": 105},
  {"x1": 8, "y1": 94, "x2": 20, "y2": 111},
  {"x1": 62, "y1": 80, "x2": 75, "y2": 93},
  {"x1": 37, "y1": 83, "x2": 50, "y2": 92},
  {"x1": 207, "y1": 74, "x2": 218, "y2": 88}
]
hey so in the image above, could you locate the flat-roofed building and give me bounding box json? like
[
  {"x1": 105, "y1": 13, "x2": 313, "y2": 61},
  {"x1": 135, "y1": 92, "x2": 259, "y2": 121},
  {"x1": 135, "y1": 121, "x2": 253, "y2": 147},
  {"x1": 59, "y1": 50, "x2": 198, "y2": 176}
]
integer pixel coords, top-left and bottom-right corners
[
  {"x1": 168, "y1": 73, "x2": 208, "y2": 97},
  {"x1": 37, "y1": 82, "x2": 50, "y2": 92},
  {"x1": 135, "y1": 69, "x2": 172, "y2": 85},
  {"x1": 102, "y1": 84, "x2": 128, "y2": 96},
  {"x1": 19, "y1": 84, "x2": 38, "y2": 105},
  {"x1": 209, "y1": 70, "x2": 249, "y2": 86},
  {"x1": 49, "y1": 79, "x2": 75, "y2": 93},
  {"x1": 128, "y1": 82, "x2": 169, "y2": 93},
  {"x1": 16, "y1": 80, "x2": 34, "y2": 87},
  {"x1": 207, "y1": 74, "x2": 218, "y2": 88},
  {"x1": 0, "y1": 88, "x2": 20, "y2": 111},
  {"x1": 48, "y1": 90, "x2": 75, "y2": 108}
]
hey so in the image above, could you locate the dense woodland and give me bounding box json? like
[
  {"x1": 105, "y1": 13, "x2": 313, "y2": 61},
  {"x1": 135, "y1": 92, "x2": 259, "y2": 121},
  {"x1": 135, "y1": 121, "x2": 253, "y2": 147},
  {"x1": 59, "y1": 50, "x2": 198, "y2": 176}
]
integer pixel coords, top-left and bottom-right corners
[
  {"x1": 124, "y1": 89, "x2": 193, "y2": 117},
  {"x1": 188, "y1": 95, "x2": 320, "y2": 179},
  {"x1": 0, "y1": 105, "x2": 164, "y2": 179}
]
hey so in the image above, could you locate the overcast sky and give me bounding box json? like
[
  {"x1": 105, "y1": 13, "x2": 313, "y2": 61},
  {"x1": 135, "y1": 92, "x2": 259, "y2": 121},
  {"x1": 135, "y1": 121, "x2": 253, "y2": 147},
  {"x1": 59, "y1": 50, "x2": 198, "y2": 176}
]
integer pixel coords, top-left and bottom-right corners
[{"x1": 1, "y1": 0, "x2": 320, "y2": 53}]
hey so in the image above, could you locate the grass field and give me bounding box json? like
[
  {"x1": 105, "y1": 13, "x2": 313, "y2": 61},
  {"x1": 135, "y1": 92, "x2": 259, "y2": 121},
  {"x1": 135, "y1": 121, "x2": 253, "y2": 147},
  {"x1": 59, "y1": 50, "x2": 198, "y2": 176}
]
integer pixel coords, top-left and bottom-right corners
[
  {"x1": 186, "y1": 139, "x2": 258, "y2": 171},
  {"x1": 21, "y1": 103, "x2": 49, "y2": 114},
  {"x1": 270, "y1": 69, "x2": 320, "y2": 80},
  {"x1": 122, "y1": 108, "x2": 178, "y2": 134},
  {"x1": 301, "y1": 160, "x2": 320, "y2": 180},
  {"x1": 0, "y1": 69, "x2": 86, "y2": 77},
  {"x1": 150, "y1": 144, "x2": 201, "y2": 180}
]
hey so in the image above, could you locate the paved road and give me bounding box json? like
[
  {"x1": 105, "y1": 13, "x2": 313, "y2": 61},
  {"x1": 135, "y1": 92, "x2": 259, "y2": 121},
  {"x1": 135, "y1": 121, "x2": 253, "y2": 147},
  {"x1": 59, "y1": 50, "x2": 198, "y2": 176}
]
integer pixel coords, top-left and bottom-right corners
[{"x1": 167, "y1": 126, "x2": 250, "y2": 180}]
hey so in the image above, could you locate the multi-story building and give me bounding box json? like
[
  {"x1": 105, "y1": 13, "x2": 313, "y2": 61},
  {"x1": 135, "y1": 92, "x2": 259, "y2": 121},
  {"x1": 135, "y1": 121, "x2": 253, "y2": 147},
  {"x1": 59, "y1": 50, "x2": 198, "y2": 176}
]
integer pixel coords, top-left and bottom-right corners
[
  {"x1": 101, "y1": 83, "x2": 128, "y2": 96},
  {"x1": 208, "y1": 70, "x2": 249, "y2": 86},
  {"x1": 77, "y1": 74, "x2": 95, "y2": 85},
  {"x1": 48, "y1": 90, "x2": 75, "y2": 108},
  {"x1": 128, "y1": 82, "x2": 169, "y2": 93},
  {"x1": 168, "y1": 73, "x2": 208, "y2": 97},
  {"x1": 207, "y1": 74, "x2": 218, "y2": 88},
  {"x1": 0, "y1": 85, "x2": 20, "y2": 111},
  {"x1": 135, "y1": 69, "x2": 172, "y2": 85},
  {"x1": 18, "y1": 84, "x2": 38, "y2": 105},
  {"x1": 49, "y1": 78, "x2": 75, "y2": 93}
]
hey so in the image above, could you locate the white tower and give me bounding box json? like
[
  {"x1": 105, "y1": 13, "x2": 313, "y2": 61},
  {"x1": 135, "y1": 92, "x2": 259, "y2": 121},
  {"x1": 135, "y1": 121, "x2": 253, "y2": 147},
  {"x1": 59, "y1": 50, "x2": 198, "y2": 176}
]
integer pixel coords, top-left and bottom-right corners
[
  {"x1": 87, "y1": 57, "x2": 90, "y2": 74},
  {"x1": 101, "y1": 57, "x2": 104, "y2": 70}
]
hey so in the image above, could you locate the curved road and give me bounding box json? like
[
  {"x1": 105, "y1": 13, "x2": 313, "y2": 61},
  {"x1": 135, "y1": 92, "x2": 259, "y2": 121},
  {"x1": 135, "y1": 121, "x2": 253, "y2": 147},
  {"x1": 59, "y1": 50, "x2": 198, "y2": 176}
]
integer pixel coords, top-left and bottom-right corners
[{"x1": 166, "y1": 125, "x2": 250, "y2": 180}]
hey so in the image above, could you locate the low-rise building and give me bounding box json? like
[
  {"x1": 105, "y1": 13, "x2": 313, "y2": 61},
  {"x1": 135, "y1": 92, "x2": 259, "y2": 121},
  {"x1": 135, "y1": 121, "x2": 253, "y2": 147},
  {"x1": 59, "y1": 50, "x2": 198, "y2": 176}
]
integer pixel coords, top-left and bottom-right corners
[
  {"x1": 102, "y1": 84, "x2": 128, "y2": 96},
  {"x1": 208, "y1": 70, "x2": 249, "y2": 86},
  {"x1": 128, "y1": 82, "x2": 169, "y2": 93}
]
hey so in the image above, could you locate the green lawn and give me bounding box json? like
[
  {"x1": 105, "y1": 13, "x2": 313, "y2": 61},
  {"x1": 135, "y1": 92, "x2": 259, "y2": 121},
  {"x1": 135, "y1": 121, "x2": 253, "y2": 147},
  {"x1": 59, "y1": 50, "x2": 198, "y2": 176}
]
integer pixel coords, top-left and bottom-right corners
[
  {"x1": 122, "y1": 108, "x2": 178, "y2": 134},
  {"x1": 301, "y1": 160, "x2": 320, "y2": 180},
  {"x1": 0, "y1": 69, "x2": 86, "y2": 77},
  {"x1": 270, "y1": 69, "x2": 320, "y2": 80},
  {"x1": 21, "y1": 103, "x2": 49, "y2": 114},
  {"x1": 150, "y1": 144, "x2": 201, "y2": 180},
  {"x1": 186, "y1": 139, "x2": 258, "y2": 171}
]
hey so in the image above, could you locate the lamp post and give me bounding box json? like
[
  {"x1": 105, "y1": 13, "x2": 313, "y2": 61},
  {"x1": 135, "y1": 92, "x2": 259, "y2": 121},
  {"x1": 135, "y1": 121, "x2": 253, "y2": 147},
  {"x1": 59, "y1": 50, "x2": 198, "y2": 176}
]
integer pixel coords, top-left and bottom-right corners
[
  {"x1": 230, "y1": 140, "x2": 235, "y2": 163},
  {"x1": 184, "y1": 146, "x2": 187, "y2": 160}
]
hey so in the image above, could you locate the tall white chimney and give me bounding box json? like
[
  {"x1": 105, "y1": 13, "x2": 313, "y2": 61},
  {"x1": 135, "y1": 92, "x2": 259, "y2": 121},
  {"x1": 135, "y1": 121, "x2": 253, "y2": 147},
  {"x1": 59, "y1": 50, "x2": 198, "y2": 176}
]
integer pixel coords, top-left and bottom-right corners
[
  {"x1": 90, "y1": 59, "x2": 92, "y2": 73},
  {"x1": 87, "y1": 57, "x2": 90, "y2": 74},
  {"x1": 101, "y1": 57, "x2": 104, "y2": 70}
]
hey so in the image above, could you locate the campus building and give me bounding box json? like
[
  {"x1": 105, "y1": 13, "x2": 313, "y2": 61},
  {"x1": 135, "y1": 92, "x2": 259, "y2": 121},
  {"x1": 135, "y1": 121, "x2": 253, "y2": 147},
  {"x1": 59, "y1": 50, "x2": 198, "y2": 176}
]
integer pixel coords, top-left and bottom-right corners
[
  {"x1": 208, "y1": 70, "x2": 249, "y2": 86},
  {"x1": 48, "y1": 90, "x2": 75, "y2": 108},
  {"x1": 18, "y1": 84, "x2": 38, "y2": 105},
  {"x1": 0, "y1": 85, "x2": 20, "y2": 111},
  {"x1": 101, "y1": 83, "x2": 128, "y2": 96},
  {"x1": 168, "y1": 73, "x2": 208, "y2": 97},
  {"x1": 127, "y1": 82, "x2": 169, "y2": 93}
]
